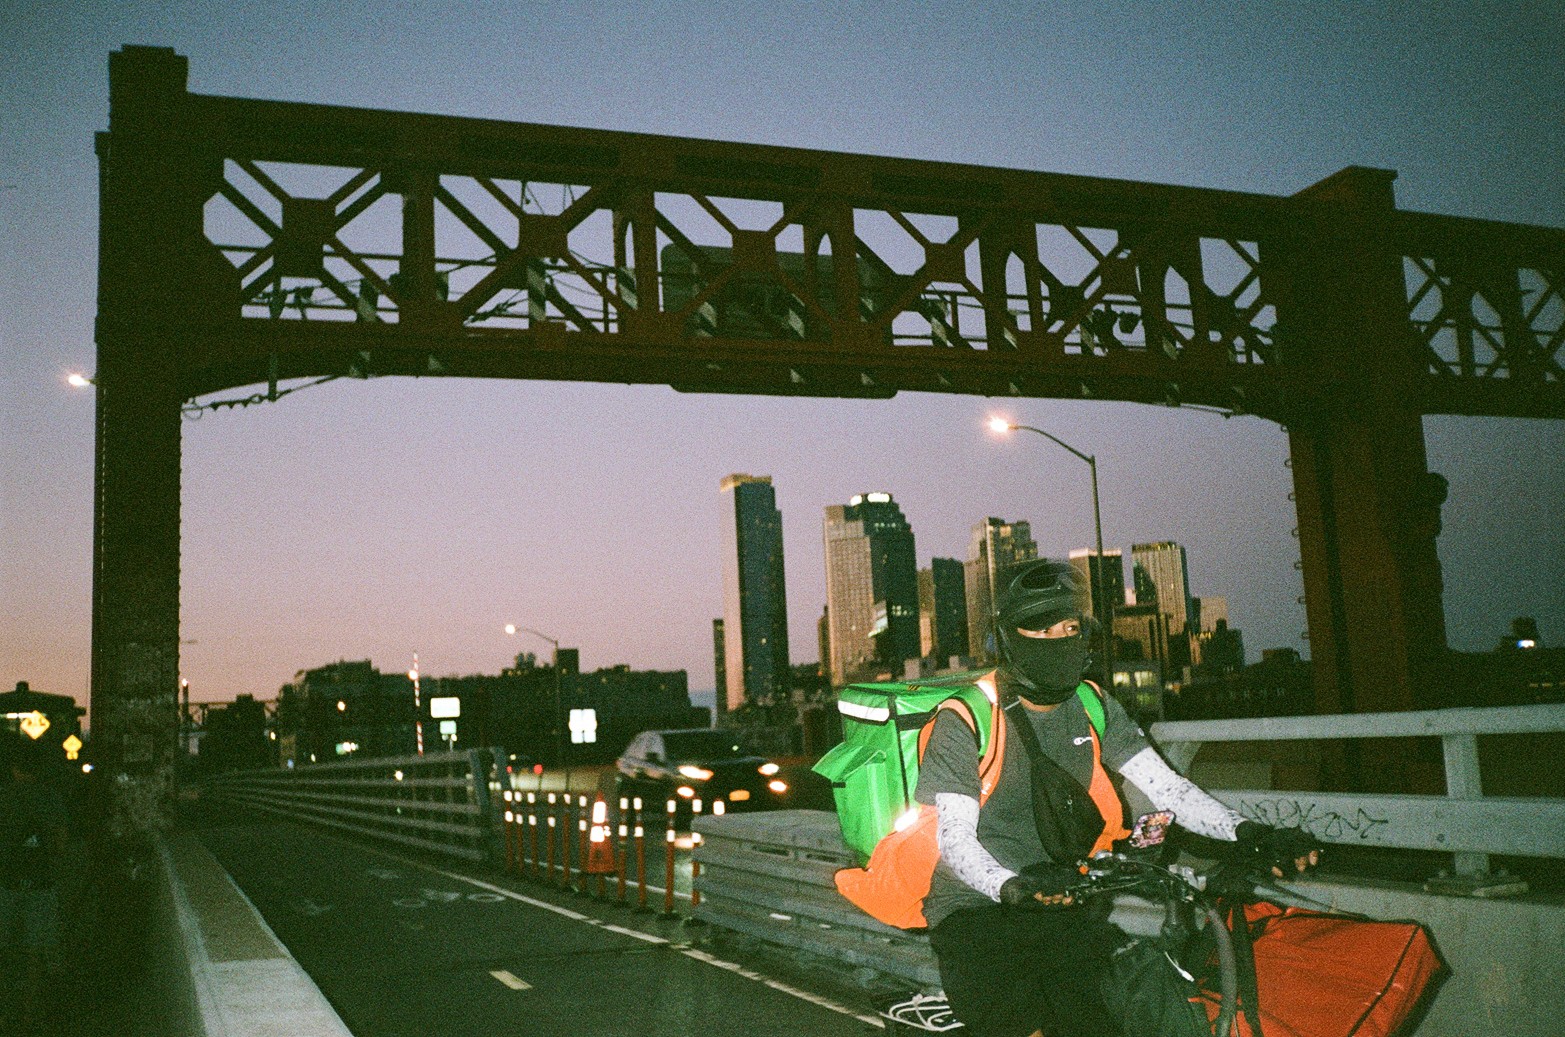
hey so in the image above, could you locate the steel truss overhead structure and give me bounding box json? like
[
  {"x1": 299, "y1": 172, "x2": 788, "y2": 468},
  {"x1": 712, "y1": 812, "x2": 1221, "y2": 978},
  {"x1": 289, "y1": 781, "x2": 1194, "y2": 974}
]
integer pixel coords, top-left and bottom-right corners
[{"x1": 94, "y1": 47, "x2": 1562, "y2": 831}]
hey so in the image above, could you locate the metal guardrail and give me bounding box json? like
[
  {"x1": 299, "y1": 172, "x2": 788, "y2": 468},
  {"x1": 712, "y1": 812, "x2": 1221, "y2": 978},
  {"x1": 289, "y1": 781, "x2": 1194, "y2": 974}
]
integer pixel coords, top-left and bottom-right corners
[
  {"x1": 692, "y1": 809, "x2": 941, "y2": 988},
  {"x1": 1150, "y1": 702, "x2": 1565, "y2": 879},
  {"x1": 693, "y1": 702, "x2": 1565, "y2": 992},
  {"x1": 691, "y1": 809, "x2": 1165, "y2": 990},
  {"x1": 206, "y1": 749, "x2": 505, "y2": 862}
]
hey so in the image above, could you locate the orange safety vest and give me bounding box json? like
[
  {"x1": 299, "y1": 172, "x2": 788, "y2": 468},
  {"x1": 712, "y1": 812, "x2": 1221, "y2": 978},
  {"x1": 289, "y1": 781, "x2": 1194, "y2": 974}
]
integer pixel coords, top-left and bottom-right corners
[{"x1": 835, "y1": 677, "x2": 1130, "y2": 929}]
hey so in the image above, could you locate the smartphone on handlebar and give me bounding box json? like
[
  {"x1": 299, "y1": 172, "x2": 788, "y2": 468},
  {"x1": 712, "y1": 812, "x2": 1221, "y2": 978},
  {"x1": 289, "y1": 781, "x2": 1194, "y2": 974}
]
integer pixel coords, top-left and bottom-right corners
[{"x1": 1129, "y1": 810, "x2": 1175, "y2": 849}]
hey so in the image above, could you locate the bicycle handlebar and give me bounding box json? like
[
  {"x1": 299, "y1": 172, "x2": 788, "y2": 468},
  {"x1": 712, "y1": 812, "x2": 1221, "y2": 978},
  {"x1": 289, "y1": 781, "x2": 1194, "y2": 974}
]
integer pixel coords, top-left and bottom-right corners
[{"x1": 1067, "y1": 850, "x2": 1329, "y2": 912}]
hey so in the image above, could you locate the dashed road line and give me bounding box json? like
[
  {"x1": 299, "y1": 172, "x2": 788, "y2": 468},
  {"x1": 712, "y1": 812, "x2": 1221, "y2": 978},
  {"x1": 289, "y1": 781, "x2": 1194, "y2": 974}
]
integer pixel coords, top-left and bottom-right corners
[
  {"x1": 311, "y1": 834, "x2": 875, "y2": 1027},
  {"x1": 490, "y1": 969, "x2": 532, "y2": 990},
  {"x1": 679, "y1": 947, "x2": 884, "y2": 1028},
  {"x1": 597, "y1": 922, "x2": 668, "y2": 944}
]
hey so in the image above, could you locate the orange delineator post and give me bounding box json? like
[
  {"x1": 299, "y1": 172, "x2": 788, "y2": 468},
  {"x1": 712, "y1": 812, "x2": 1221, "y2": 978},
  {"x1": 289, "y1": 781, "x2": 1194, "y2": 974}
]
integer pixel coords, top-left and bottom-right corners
[
  {"x1": 662, "y1": 798, "x2": 677, "y2": 917},
  {"x1": 503, "y1": 792, "x2": 516, "y2": 871},
  {"x1": 633, "y1": 795, "x2": 648, "y2": 912},
  {"x1": 514, "y1": 796, "x2": 526, "y2": 873},
  {"x1": 577, "y1": 795, "x2": 591, "y2": 893},
  {"x1": 615, "y1": 797, "x2": 629, "y2": 903},
  {"x1": 527, "y1": 793, "x2": 540, "y2": 880},
  {"x1": 545, "y1": 794, "x2": 558, "y2": 885},
  {"x1": 689, "y1": 799, "x2": 703, "y2": 912},
  {"x1": 563, "y1": 796, "x2": 576, "y2": 889}
]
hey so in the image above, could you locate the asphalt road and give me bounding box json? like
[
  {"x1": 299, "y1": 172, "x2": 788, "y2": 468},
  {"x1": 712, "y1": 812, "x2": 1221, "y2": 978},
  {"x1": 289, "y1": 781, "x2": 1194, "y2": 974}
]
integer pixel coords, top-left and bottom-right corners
[{"x1": 196, "y1": 818, "x2": 883, "y2": 1037}]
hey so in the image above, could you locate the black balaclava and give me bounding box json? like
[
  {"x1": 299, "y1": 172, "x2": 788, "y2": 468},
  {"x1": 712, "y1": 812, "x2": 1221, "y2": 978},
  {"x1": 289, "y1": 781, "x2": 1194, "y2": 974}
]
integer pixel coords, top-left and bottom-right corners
[{"x1": 995, "y1": 559, "x2": 1092, "y2": 705}]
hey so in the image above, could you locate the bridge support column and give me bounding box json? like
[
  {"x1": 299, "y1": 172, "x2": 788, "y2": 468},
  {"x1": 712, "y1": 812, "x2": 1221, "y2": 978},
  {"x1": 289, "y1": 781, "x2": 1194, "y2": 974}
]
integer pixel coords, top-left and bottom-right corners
[
  {"x1": 1282, "y1": 168, "x2": 1450, "y2": 728},
  {"x1": 91, "y1": 46, "x2": 206, "y2": 839}
]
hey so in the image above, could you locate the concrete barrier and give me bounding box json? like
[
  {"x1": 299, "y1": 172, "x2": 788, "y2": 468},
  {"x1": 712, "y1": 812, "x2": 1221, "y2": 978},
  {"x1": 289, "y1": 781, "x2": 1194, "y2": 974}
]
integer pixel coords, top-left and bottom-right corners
[{"x1": 152, "y1": 831, "x2": 353, "y2": 1037}]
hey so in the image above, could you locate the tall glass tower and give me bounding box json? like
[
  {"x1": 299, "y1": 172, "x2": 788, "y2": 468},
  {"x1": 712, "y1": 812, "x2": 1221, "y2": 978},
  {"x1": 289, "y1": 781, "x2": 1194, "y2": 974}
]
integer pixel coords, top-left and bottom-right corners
[
  {"x1": 964, "y1": 517, "x2": 1037, "y2": 662},
  {"x1": 823, "y1": 493, "x2": 919, "y2": 686},
  {"x1": 720, "y1": 474, "x2": 790, "y2": 712},
  {"x1": 1132, "y1": 541, "x2": 1193, "y2": 639}
]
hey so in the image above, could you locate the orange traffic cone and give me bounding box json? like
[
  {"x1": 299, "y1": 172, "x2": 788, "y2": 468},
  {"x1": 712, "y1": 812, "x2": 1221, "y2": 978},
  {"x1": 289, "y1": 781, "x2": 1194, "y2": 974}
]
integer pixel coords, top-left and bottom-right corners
[{"x1": 585, "y1": 794, "x2": 616, "y2": 875}]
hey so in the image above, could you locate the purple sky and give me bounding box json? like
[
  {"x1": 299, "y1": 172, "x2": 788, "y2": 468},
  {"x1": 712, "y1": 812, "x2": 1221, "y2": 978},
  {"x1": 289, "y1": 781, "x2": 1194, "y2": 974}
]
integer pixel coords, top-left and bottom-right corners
[{"x1": 3, "y1": 1, "x2": 1562, "y2": 713}]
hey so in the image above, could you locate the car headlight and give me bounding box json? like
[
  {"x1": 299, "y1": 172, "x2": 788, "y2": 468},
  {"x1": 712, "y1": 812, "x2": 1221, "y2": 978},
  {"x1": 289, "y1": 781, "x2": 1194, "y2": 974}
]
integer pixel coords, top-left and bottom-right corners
[
  {"x1": 678, "y1": 765, "x2": 714, "y2": 781},
  {"x1": 767, "y1": 779, "x2": 788, "y2": 794},
  {"x1": 757, "y1": 762, "x2": 780, "y2": 776}
]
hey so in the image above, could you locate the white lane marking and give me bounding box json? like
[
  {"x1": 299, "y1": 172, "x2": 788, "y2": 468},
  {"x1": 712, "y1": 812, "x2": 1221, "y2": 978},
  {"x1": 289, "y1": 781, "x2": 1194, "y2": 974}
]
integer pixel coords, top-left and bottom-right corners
[
  {"x1": 680, "y1": 947, "x2": 884, "y2": 1027},
  {"x1": 596, "y1": 922, "x2": 668, "y2": 945},
  {"x1": 417, "y1": 867, "x2": 590, "y2": 921},
  {"x1": 339, "y1": 840, "x2": 870, "y2": 1023},
  {"x1": 490, "y1": 970, "x2": 532, "y2": 990}
]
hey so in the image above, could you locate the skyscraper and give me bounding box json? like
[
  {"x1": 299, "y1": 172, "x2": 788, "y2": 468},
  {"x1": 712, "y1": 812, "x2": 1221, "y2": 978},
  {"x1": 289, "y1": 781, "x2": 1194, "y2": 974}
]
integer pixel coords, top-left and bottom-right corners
[
  {"x1": 1133, "y1": 541, "x2": 1195, "y2": 671},
  {"x1": 964, "y1": 517, "x2": 1037, "y2": 661},
  {"x1": 918, "y1": 557, "x2": 970, "y2": 665},
  {"x1": 1194, "y1": 596, "x2": 1228, "y2": 634},
  {"x1": 711, "y1": 618, "x2": 727, "y2": 721},
  {"x1": 1069, "y1": 548, "x2": 1127, "y2": 622},
  {"x1": 1132, "y1": 541, "x2": 1193, "y2": 639},
  {"x1": 823, "y1": 493, "x2": 920, "y2": 686},
  {"x1": 720, "y1": 474, "x2": 790, "y2": 712}
]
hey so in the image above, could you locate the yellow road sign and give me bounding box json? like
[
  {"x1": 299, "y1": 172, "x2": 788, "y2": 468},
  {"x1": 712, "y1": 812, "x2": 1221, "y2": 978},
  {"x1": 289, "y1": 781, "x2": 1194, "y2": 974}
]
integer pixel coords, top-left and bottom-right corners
[
  {"x1": 19, "y1": 710, "x2": 50, "y2": 740},
  {"x1": 63, "y1": 733, "x2": 83, "y2": 760}
]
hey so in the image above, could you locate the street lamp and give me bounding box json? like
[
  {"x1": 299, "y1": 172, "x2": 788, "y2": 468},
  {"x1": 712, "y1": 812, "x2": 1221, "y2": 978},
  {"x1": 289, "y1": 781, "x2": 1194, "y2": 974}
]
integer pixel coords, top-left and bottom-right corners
[
  {"x1": 505, "y1": 624, "x2": 570, "y2": 792},
  {"x1": 986, "y1": 416, "x2": 1115, "y2": 690}
]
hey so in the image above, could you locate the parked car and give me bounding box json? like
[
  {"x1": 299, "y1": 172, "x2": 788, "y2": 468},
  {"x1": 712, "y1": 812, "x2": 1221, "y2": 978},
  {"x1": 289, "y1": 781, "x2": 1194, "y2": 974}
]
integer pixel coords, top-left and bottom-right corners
[{"x1": 616, "y1": 728, "x2": 787, "y2": 824}]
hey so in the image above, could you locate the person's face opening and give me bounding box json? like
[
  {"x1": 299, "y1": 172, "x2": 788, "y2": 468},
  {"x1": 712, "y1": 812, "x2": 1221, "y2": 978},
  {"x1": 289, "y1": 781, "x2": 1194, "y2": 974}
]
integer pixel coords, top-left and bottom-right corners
[{"x1": 1014, "y1": 616, "x2": 1083, "y2": 640}]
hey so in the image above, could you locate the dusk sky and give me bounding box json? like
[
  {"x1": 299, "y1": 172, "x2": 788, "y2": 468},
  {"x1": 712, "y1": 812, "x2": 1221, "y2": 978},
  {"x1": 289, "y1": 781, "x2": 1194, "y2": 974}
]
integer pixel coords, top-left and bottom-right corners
[{"x1": 3, "y1": 1, "x2": 1562, "y2": 715}]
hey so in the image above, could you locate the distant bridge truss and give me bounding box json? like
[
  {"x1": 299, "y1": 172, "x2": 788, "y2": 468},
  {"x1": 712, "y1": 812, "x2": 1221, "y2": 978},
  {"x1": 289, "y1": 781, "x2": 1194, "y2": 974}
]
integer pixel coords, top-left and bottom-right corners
[{"x1": 169, "y1": 77, "x2": 1560, "y2": 416}]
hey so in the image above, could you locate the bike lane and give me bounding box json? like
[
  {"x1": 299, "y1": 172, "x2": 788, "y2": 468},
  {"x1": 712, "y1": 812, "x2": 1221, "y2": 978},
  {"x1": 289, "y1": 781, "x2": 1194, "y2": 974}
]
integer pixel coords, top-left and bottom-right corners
[{"x1": 196, "y1": 819, "x2": 881, "y2": 1037}]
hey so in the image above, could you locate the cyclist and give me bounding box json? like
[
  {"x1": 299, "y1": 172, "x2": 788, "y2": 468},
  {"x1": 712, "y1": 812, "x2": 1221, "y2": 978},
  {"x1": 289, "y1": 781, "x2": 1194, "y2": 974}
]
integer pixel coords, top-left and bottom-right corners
[{"x1": 915, "y1": 558, "x2": 1318, "y2": 1037}]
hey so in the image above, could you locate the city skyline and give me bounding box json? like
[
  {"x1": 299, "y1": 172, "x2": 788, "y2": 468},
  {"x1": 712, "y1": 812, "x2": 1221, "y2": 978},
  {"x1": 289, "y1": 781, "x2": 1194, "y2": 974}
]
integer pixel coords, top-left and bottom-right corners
[{"x1": 4, "y1": 4, "x2": 1562, "y2": 711}]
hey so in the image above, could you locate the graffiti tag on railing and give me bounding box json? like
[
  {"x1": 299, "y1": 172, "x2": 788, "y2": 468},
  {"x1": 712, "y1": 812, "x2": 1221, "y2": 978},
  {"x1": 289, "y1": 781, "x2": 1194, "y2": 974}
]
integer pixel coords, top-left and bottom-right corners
[{"x1": 1243, "y1": 799, "x2": 1390, "y2": 841}]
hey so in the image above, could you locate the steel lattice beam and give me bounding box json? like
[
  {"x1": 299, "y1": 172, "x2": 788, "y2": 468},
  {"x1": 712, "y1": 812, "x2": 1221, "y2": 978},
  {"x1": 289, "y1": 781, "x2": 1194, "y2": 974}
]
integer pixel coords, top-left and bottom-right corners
[{"x1": 92, "y1": 46, "x2": 1563, "y2": 836}]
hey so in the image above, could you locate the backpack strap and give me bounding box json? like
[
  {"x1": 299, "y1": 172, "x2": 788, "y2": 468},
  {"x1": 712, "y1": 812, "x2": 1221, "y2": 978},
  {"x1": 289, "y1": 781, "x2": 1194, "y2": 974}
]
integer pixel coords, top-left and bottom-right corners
[
  {"x1": 915, "y1": 675, "x2": 1006, "y2": 804},
  {"x1": 1077, "y1": 680, "x2": 1131, "y2": 856},
  {"x1": 1075, "y1": 681, "x2": 1105, "y2": 738}
]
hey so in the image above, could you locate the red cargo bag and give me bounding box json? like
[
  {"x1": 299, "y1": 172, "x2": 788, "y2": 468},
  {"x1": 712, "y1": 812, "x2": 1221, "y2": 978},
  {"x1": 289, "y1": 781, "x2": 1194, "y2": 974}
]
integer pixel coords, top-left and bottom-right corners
[{"x1": 1200, "y1": 902, "x2": 1443, "y2": 1037}]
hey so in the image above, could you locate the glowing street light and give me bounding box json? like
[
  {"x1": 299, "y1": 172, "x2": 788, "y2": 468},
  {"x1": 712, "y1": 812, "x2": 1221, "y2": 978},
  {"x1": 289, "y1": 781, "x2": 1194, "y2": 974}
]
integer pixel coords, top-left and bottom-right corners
[
  {"x1": 506, "y1": 623, "x2": 570, "y2": 791},
  {"x1": 986, "y1": 416, "x2": 1115, "y2": 689},
  {"x1": 67, "y1": 372, "x2": 95, "y2": 388}
]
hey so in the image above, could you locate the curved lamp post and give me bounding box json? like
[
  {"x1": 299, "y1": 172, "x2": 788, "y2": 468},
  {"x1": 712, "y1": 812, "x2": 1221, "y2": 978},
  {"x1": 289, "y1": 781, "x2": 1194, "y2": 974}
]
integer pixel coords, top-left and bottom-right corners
[
  {"x1": 505, "y1": 624, "x2": 570, "y2": 791},
  {"x1": 986, "y1": 417, "x2": 1115, "y2": 690}
]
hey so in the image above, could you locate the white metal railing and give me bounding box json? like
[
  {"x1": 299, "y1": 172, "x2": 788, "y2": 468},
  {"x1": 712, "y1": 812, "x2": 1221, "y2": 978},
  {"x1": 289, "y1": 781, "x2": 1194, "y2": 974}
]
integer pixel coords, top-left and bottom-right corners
[
  {"x1": 207, "y1": 749, "x2": 505, "y2": 862},
  {"x1": 1150, "y1": 702, "x2": 1565, "y2": 879}
]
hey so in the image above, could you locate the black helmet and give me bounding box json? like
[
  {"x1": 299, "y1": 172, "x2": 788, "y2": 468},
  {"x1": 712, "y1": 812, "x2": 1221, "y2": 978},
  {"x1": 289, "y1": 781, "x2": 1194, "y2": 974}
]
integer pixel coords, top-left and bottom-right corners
[
  {"x1": 995, "y1": 559, "x2": 1094, "y2": 702},
  {"x1": 996, "y1": 558, "x2": 1086, "y2": 634}
]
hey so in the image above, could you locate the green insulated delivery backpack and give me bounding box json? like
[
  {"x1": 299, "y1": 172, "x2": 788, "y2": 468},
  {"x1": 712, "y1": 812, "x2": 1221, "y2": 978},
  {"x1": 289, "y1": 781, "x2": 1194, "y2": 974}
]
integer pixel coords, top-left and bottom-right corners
[
  {"x1": 813, "y1": 672, "x2": 999, "y2": 866},
  {"x1": 816, "y1": 673, "x2": 1114, "y2": 929}
]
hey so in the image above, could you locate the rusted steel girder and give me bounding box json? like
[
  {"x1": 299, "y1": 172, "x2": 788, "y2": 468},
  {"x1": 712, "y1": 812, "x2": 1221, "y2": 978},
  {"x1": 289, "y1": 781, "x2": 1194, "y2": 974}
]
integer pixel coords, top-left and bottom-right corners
[{"x1": 92, "y1": 46, "x2": 1562, "y2": 832}]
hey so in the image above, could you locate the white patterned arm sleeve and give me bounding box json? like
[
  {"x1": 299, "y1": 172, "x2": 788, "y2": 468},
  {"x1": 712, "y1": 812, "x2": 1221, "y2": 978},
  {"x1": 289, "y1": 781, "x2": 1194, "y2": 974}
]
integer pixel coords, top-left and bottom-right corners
[
  {"x1": 934, "y1": 792, "x2": 1015, "y2": 901},
  {"x1": 1118, "y1": 747, "x2": 1245, "y2": 840}
]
